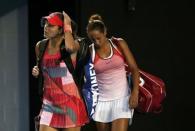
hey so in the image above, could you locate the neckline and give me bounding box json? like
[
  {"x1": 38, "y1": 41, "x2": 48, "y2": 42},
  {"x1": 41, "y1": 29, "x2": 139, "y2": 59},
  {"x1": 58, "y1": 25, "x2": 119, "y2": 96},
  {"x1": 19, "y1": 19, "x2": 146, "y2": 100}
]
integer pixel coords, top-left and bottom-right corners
[
  {"x1": 96, "y1": 41, "x2": 113, "y2": 60},
  {"x1": 45, "y1": 48, "x2": 60, "y2": 56}
]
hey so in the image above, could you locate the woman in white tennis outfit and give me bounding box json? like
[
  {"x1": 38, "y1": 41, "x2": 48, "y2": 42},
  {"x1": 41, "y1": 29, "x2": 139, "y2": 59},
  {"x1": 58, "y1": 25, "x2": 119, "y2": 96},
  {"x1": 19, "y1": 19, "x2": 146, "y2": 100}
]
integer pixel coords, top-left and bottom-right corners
[{"x1": 86, "y1": 14, "x2": 140, "y2": 131}]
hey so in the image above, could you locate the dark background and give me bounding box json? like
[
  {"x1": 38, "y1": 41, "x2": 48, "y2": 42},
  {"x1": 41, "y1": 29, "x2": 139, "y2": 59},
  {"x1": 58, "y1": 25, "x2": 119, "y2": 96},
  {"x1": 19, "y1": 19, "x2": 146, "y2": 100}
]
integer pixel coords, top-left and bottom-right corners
[{"x1": 29, "y1": 0, "x2": 194, "y2": 131}]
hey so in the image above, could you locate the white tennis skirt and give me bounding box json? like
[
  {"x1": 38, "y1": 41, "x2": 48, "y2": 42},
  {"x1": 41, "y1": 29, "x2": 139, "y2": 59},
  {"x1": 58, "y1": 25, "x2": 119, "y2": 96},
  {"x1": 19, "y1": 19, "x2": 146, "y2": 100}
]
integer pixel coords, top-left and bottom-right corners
[{"x1": 92, "y1": 95, "x2": 134, "y2": 123}]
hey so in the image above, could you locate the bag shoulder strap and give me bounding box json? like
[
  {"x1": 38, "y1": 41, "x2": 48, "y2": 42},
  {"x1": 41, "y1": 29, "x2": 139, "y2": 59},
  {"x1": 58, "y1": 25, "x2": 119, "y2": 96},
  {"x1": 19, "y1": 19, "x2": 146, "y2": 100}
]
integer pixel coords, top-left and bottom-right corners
[
  {"x1": 89, "y1": 43, "x2": 96, "y2": 63},
  {"x1": 37, "y1": 39, "x2": 49, "y2": 65},
  {"x1": 76, "y1": 37, "x2": 91, "y2": 64},
  {"x1": 36, "y1": 39, "x2": 48, "y2": 97},
  {"x1": 110, "y1": 37, "x2": 131, "y2": 71},
  {"x1": 109, "y1": 37, "x2": 126, "y2": 61},
  {"x1": 60, "y1": 41, "x2": 75, "y2": 75}
]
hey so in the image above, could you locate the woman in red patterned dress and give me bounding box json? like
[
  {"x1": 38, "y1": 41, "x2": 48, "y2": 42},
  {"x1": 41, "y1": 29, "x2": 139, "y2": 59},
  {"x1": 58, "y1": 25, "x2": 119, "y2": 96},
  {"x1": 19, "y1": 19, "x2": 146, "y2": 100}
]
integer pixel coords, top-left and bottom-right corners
[{"x1": 32, "y1": 11, "x2": 89, "y2": 131}]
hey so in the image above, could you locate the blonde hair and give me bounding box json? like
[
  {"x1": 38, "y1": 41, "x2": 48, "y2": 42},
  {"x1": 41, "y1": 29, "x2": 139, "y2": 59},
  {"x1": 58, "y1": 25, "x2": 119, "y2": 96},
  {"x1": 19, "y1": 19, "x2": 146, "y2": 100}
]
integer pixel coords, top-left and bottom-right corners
[
  {"x1": 88, "y1": 14, "x2": 103, "y2": 23},
  {"x1": 87, "y1": 14, "x2": 106, "y2": 33}
]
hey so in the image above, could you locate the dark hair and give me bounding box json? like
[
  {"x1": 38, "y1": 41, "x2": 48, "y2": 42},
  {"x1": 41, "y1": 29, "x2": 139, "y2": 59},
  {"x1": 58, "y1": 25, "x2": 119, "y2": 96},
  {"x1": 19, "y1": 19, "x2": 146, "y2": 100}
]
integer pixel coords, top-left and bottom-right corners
[
  {"x1": 87, "y1": 14, "x2": 106, "y2": 33},
  {"x1": 40, "y1": 12, "x2": 64, "y2": 27},
  {"x1": 41, "y1": 12, "x2": 78, "y2": 37},
  {"x1": 51, "y1": 12, "x2": 64, "y2": 33},
  {"x1": 55, "y1": 12, "x2": 64, "y2": 21},
  {"x1": 71, "y1": 20, "x2": 78, "y2": 39}
]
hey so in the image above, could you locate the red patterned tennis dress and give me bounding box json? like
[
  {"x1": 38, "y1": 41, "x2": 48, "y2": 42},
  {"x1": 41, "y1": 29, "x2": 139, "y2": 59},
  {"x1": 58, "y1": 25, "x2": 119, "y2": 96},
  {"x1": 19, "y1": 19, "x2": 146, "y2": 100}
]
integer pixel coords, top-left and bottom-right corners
[{"x1": 39, "y1": 49, "x2": 89, "y2": 128}]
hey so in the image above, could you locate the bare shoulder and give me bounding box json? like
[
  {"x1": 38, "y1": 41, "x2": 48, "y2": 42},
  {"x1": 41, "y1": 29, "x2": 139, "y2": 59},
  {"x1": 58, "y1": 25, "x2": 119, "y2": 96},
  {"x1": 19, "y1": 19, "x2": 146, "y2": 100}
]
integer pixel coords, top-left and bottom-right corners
[
  {"x1": 35, "y1": 41, "x2": 41, "y2": 48},
  {"x1": 35, "y1": 39, "x2": 47, "y2": 57},
  {"x1": 117, "y1": 37, "x2": 127, "y2": 44},
  {"x1": 116, "y1": 38, "x2": 129, "y2": 51},
  {"x1": 111, "y1": 37, "x2": 127, "y2": 46},
  {"x1": 35, "y1": 41, "x2": 41, "y2": 58},
  {"x1": 36, "y1": 39, "x2": 49, "y2": 49}
]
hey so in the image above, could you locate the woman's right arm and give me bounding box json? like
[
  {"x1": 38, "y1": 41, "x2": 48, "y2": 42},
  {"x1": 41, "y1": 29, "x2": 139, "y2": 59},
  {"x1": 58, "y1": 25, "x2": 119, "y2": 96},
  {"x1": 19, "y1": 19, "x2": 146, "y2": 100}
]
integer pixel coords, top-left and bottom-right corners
[
  {"x1": 35, "y1": 41, "x2": 41, "y2": 61},
  {"x1": 32, "y1": 41, "x2": 41, "y2": 77}
]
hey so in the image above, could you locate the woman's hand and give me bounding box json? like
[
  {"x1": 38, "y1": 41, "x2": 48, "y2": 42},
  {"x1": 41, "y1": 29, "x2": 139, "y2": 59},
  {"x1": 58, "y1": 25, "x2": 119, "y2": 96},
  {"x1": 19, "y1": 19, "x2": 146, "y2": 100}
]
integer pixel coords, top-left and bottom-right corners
[
  {"x1": 32, "y1": 66, "x2": 39, "y2": 78},
  {"x1": 62, "y1": 11, "x2": 79, "y2": 52},
  {"x1": 62, "y1": 11, "x2": 71, "y2": 26},
  {"x1": 129, "y1": 89, "x2": 139, "y2": 109}
]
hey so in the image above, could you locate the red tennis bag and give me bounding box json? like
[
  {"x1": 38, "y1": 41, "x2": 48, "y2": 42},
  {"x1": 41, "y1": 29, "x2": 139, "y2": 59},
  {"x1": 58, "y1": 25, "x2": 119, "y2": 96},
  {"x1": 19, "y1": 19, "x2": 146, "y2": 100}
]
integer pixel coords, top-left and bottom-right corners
[{"x1": 135, "y1": 70, "x2": 166, "y2": 113}]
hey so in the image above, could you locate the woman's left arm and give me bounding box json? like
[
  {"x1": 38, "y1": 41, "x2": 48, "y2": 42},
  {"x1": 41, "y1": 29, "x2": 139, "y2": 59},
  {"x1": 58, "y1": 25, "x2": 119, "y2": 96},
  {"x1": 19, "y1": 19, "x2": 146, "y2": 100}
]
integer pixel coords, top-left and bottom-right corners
[
  {"x1": 63, "y1": 11, "x2": 80, "y2": 53},
  {"x1": 118, "y1": 39, "x2": 140, "y2": 109}
]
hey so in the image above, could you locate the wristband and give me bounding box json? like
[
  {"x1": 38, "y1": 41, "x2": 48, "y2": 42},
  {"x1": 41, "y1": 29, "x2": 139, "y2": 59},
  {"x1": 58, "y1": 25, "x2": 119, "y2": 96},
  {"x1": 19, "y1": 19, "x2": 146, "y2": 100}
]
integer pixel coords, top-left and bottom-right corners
[{"x1": 64, "y1": 25, "x2": 72, "y2": 33}]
